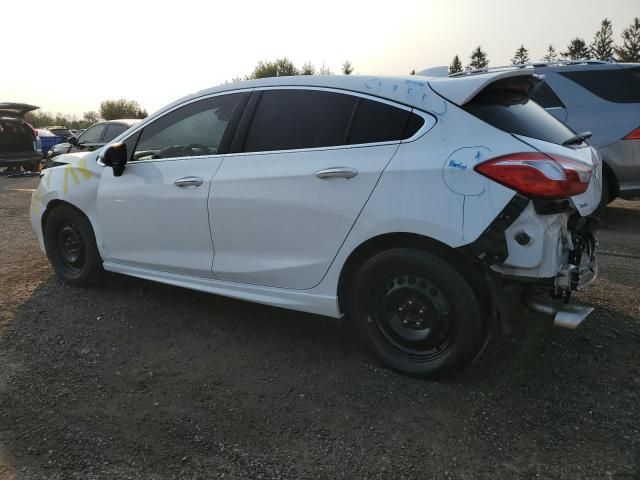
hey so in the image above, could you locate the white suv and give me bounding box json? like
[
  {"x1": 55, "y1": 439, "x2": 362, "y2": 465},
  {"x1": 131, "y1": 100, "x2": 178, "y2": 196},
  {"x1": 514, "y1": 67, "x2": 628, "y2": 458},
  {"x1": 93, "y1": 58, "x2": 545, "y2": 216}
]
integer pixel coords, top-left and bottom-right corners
[{"x1": 30, "y1": 71, "x2": 602, "y2": 377}]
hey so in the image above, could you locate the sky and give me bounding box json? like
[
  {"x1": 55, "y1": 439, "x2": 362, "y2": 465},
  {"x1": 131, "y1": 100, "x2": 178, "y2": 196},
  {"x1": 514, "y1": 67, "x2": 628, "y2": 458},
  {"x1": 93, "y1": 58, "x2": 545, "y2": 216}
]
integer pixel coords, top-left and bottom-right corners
[{"x1": 2, "y1": 0, "x2": 638, "y2": 117}]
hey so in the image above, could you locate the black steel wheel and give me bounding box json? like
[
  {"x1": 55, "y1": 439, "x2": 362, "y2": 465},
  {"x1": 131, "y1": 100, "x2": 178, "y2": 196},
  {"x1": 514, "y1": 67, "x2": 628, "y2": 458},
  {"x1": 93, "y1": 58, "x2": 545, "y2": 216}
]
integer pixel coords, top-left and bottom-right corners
[
  {"x1": 44, "y1": 204, "x2": 103, "y2": 285},
  {"x1": 350, "y1": 248, "x2": 486, "y2": 377}
]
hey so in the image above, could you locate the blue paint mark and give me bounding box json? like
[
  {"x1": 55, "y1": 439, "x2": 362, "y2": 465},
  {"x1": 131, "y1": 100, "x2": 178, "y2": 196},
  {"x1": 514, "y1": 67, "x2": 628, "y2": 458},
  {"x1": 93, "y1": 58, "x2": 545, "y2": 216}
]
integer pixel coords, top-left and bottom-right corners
[
  {"x1": 462, "y1": 196, "x2": 467, "y2": 241},
  {"x1": 393, "y1": 84, "x2": 398, "y2": 92},
  {"x1": 421, "y1": 93, "x2": 428, "y2": 104},
  {"x1": 475, "y1": 150, "x2": 481, "y2": 159},
  {"x1": 448, "y1": 159, "x2": 467, "y2": 170},
  {"x1": 404, "y1": 79, "x2": 426, "y2": 88},
  {"x1": 365, "y1": 78, "x2": 382, "y2": 90}
]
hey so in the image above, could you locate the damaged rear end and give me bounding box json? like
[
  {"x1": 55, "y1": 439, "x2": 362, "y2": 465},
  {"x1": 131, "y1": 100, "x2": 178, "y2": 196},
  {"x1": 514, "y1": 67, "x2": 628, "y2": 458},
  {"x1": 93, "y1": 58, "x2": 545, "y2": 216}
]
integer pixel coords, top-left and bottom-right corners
[{"x1": 431, "y1": 72, "x2": 602, "y2": 329}]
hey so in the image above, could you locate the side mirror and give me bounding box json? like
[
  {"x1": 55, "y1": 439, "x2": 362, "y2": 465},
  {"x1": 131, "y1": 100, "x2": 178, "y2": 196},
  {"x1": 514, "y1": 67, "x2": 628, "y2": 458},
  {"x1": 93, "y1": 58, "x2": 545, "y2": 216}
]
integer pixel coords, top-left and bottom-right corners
[
  {"x1": 101, "y1": 142, "x2": 128, "y2": 177},
  {"x1": 67, "y1": 136, "x2": 78, "y2": 146}
]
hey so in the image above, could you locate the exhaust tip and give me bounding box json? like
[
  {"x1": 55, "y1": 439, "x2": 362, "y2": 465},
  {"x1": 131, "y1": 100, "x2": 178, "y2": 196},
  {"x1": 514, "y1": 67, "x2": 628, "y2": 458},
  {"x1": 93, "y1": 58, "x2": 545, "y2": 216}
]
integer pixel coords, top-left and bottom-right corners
[{"x1": 554, "y1": 304, "x2": 594, "y2": 330}]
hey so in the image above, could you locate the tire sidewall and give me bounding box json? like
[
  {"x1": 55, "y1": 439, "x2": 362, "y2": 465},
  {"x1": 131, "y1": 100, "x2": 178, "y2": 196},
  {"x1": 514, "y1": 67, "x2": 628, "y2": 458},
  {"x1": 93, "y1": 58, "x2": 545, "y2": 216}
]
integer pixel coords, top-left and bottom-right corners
[
  {"x1": 44, "y1": 205, "x2": 102, "y2": 285},
  {"x1": 350, "y1": 248, "x2": 484, "y2": 377}
]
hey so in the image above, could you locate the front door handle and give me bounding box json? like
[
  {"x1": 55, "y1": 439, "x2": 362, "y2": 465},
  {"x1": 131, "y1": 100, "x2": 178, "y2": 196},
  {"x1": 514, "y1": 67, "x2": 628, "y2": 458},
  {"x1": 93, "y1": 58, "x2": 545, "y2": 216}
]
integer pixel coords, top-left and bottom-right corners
[
  {"x1": 174, "y1": 176, "x2": 204, "y2": 188},
  {"x1": 314, "y1": 167, "x2": 358, "y2": 180}
]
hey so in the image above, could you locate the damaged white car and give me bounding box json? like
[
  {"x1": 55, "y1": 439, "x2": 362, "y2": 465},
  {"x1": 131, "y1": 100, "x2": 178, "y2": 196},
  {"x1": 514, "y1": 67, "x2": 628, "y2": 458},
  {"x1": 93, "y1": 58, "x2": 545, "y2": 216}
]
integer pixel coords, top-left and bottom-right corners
[{"x1": 30, "y1": 71, "x2": 601, "y2": 377}]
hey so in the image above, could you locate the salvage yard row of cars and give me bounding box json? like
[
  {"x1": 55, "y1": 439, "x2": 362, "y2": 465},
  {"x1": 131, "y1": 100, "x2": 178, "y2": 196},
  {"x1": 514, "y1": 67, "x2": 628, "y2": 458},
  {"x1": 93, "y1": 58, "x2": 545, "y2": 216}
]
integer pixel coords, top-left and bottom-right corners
[
  {"x1": 0, "y1": 103, "x2": 140, "y2": 172},
  {"x1": 4, "y1": 60, "x2": 639, "y2": 377}
]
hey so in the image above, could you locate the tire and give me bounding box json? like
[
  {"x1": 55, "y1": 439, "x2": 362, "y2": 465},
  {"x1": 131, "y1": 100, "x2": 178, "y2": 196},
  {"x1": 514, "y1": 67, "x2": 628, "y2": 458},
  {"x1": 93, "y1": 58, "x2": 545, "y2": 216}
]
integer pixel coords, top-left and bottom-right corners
[
  {"x1": 44, "y1": 204, "x2": 103, "y2": 286},
  {"x1": 349, "y1": 248, "x2": 486, "y2": 378},
  {"x1": 592, "y1": 174, "x2": 610, "y2": 217}
]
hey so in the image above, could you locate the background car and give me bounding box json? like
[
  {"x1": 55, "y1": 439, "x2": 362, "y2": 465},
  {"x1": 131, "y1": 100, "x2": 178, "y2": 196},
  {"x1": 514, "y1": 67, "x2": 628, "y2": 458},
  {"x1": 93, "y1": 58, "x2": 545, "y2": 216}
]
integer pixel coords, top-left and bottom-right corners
[
  {"x1": 36, "y1": 128, "x2": 62, "y2": 157},
  {"x1": 528, "y1": 62, "x2": 640, "y2": 209},
  {"x1": 44, "y1": 126, "x2": 74, "y2": 141},
  {"x1": 48, "y1": 119, "x2": 140, "y2": 159},
  {"x1": 0, "y1": 102, "x2": 42, "y2": 172}
]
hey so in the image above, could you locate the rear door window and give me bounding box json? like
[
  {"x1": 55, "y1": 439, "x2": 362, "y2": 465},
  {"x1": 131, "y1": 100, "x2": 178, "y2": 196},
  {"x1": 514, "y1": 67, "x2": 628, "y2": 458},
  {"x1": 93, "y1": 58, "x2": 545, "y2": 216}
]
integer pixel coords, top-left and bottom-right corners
[
  {"x1": 559, "y1": 67, "x2": 640, "y2": 103},
  {"x1": 464, "y1": 90, "x2": 576, "y2": 145},
  {"x1": 243, "y1": 89, "x2": 356, "y2": 152}
]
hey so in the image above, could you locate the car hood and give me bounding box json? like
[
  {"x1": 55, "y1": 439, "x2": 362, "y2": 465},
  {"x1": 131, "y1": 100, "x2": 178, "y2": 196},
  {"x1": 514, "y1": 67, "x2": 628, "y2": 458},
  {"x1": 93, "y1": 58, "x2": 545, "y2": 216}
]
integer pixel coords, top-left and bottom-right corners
[{"x1": 47, "y1": 150, "x2": 99, "y2": 168}]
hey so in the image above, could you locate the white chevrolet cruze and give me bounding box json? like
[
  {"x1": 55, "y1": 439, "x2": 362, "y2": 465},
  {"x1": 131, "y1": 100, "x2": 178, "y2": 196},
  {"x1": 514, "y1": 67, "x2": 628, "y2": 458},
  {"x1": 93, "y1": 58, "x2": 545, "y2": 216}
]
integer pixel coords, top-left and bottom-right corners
[{"x1": 31, "y1": 71, "x2": 602, "y2": 377}]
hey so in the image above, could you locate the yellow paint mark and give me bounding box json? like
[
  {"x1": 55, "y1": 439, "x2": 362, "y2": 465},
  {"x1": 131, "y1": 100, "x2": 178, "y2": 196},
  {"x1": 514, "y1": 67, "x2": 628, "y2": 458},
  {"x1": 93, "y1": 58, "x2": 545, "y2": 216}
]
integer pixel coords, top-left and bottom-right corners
[
  {"x1": 68, "y1": 166, "x2": 80, "y2": 185},
  {"x1": 63, "y1": 167, "x2": 68, "y2": 194},
  {"x1": 77, "y1": 158, "x2": 93, "y2": 180}
]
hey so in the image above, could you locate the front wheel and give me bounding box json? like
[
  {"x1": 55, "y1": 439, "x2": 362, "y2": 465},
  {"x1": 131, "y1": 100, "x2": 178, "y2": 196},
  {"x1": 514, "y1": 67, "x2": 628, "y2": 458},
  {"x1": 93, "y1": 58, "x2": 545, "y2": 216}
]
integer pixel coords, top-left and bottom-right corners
[
  {"x1": 44, "y1": 204, "x2": 103, "y2": 285},
  {"x1": 349, "y1": 248, "x2": 486, "y2": 378}
]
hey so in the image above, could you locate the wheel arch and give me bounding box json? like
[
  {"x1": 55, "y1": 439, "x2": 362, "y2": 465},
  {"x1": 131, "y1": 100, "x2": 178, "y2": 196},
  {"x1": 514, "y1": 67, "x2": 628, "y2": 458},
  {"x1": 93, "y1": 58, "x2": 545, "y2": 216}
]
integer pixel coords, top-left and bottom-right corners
[
  {"x1": 336, "y1": 232, "x2": 491, "y2": 318},
  {"x1": 41, "y1": 199, "x2": 96, "y2": 240}
]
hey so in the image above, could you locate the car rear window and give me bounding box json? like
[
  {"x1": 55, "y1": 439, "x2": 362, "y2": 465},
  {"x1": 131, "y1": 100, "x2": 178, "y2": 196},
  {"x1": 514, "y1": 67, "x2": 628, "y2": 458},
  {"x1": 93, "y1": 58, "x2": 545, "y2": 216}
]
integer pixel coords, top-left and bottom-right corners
[
  {"x1": 464, "y1": 90, "x2": 576, "y2": 145},
  {"x1": 559, "y1": 67, "x2": 640, "y2": 103},
  {"x1": 529, "y1": 81, "x2": 564, "y2": 109}
]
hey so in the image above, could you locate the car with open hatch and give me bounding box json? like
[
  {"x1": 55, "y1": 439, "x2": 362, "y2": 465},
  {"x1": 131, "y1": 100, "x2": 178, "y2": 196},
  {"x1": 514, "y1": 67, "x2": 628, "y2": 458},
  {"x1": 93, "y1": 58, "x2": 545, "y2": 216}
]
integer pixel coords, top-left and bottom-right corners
[
  {"x1": 30, "y1": 72, "x2": 602, "y2": 377},
  {"x1": 0, "y1": 102, "x2": 43, "y2": 172}
]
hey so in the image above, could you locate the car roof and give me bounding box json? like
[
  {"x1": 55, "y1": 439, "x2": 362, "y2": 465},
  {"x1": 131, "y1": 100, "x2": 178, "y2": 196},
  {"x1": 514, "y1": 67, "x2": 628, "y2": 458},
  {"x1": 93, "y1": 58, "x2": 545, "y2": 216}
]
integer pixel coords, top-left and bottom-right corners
[
  {"x1": 139, "y1": 72, "x2": 538, "y2": 129},
  {"x1": 103, "y1": 119, "x2": 141, "y2": 126}
]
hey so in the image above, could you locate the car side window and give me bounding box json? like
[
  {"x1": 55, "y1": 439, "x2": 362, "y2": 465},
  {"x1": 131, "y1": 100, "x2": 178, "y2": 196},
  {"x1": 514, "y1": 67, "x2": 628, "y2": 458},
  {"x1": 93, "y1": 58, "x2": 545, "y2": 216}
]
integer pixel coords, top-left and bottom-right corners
[
  {"x1": 132, "y1": 94, "x2": 241, "y2": 161},
  {"x1": 103, "y1": 124, "x2": 129, "y2": 143},
  {"x1": 347, "y1": 98, "x2": 424, "y2": 144},
  {"x1": 529, "y1": 81, "x2": 564, "y2": 109},
  {"x1": 78, "y1": 124, "x2": 107, "y2": 144},
  {"x1": 243, "y1": 89, "x2": 357, "y2": 153}
]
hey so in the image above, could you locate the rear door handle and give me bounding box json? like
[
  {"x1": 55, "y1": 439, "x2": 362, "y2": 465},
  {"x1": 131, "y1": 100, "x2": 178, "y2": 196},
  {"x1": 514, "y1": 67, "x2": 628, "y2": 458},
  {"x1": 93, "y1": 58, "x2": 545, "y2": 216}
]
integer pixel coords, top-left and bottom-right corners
[
  {"x1": 174, "y1": 176, "x2": 204, "y2": 188},
  {"x1": 314, "y1": 167, "x2": 358, "y2": 180}
]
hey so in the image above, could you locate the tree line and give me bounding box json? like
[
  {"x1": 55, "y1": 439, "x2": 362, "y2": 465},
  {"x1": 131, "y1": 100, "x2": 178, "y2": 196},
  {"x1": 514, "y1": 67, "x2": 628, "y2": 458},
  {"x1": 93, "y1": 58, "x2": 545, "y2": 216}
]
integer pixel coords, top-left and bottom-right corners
[
  {"x1": 446, "y1": 17, "x2": 640, "y2": 74},
  {"x1": 26, "y1": 99, "x2": 148, "y2": 130},
  {"x1": 230, "y1": 59, "x2": 354, "y2": 81}
]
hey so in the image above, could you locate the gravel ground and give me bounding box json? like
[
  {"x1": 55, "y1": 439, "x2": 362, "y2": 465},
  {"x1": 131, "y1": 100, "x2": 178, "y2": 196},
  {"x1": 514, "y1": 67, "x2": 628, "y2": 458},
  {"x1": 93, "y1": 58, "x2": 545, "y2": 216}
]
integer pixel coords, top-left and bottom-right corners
[{"x1": 0, "y1": 175, "x2": 638, "y2": 479}]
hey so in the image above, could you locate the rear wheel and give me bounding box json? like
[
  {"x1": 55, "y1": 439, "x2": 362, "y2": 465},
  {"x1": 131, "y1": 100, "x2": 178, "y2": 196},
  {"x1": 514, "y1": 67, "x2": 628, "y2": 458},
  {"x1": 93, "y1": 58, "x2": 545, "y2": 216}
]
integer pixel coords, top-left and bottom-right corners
[
  {"x1": 349, "y1": 248, "x2": 486, "y2": 378},
  {"x1": 44, "y1": 205, "x2": 103, "y2": 285}
]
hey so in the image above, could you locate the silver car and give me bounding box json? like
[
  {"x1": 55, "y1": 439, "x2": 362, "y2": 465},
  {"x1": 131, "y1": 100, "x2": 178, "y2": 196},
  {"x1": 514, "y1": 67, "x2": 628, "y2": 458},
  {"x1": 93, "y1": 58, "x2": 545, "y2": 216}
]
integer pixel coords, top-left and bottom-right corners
[{"x1": 527, "y1": 61, "x2": 639, "y2": 210}]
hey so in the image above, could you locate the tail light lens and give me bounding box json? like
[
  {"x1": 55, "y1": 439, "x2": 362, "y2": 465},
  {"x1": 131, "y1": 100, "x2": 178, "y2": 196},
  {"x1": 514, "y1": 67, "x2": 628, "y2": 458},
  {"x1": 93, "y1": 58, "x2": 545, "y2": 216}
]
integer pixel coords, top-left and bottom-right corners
[
  {"x1": 623, "y1": 127, "x2": 640, "y2": 140},
  {"x1": 475, "y1": 152, "x2": 592, "y2": 199}
]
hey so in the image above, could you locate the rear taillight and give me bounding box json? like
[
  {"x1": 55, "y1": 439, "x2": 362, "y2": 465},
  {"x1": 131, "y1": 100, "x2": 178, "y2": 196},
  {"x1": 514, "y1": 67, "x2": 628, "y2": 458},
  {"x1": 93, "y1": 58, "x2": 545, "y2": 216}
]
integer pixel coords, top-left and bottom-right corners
[
  {"x1": 623, "y1": 127, "x2": 640, "y2": 140},
  {"x1": 474, "y1": 152, "x2": 592, "y2": 199}
]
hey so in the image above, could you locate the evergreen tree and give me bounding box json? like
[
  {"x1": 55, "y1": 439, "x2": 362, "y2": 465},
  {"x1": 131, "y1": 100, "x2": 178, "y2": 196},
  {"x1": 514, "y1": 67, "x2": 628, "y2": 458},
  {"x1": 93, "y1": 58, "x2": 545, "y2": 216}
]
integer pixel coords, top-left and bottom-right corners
[
  {"x1": 341, "y1": 60, "x2": 354, "y2": 75},
  {"x1": 616, "y1": 17, "x2": 640, "y2": 62},
  {"x1": 300, "y1": 62, "x2": 315, "y2": 75},
  {"x1": 409, "y1": 69, "x2": 416, "y2": 75},
  {"x1": 449, "y1": 55, "x2": 463, "y2": 74},
  {"x1": 543, "y1": 44, "x2": 558, "y2": 62},
  {"x1": 467, "y1": 46, "x2": 489, "y2": 70},
  {"x1": 590, "y1": 18, "x2": 615, "y2": 61},
  {"x1": 511, "y1": 44, "x2": 530, "y2": 65},
  {"x1": 562, "y1": 38, "x2": 590, "y2": 60}
]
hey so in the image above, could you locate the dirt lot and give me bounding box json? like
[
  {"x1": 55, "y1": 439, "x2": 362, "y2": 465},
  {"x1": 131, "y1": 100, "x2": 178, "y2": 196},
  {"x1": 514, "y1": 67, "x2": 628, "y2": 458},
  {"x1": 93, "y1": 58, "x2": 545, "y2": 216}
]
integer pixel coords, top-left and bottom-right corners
[{"x1": 0, "y1": 174, "x2": 638, "y2": 479}]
